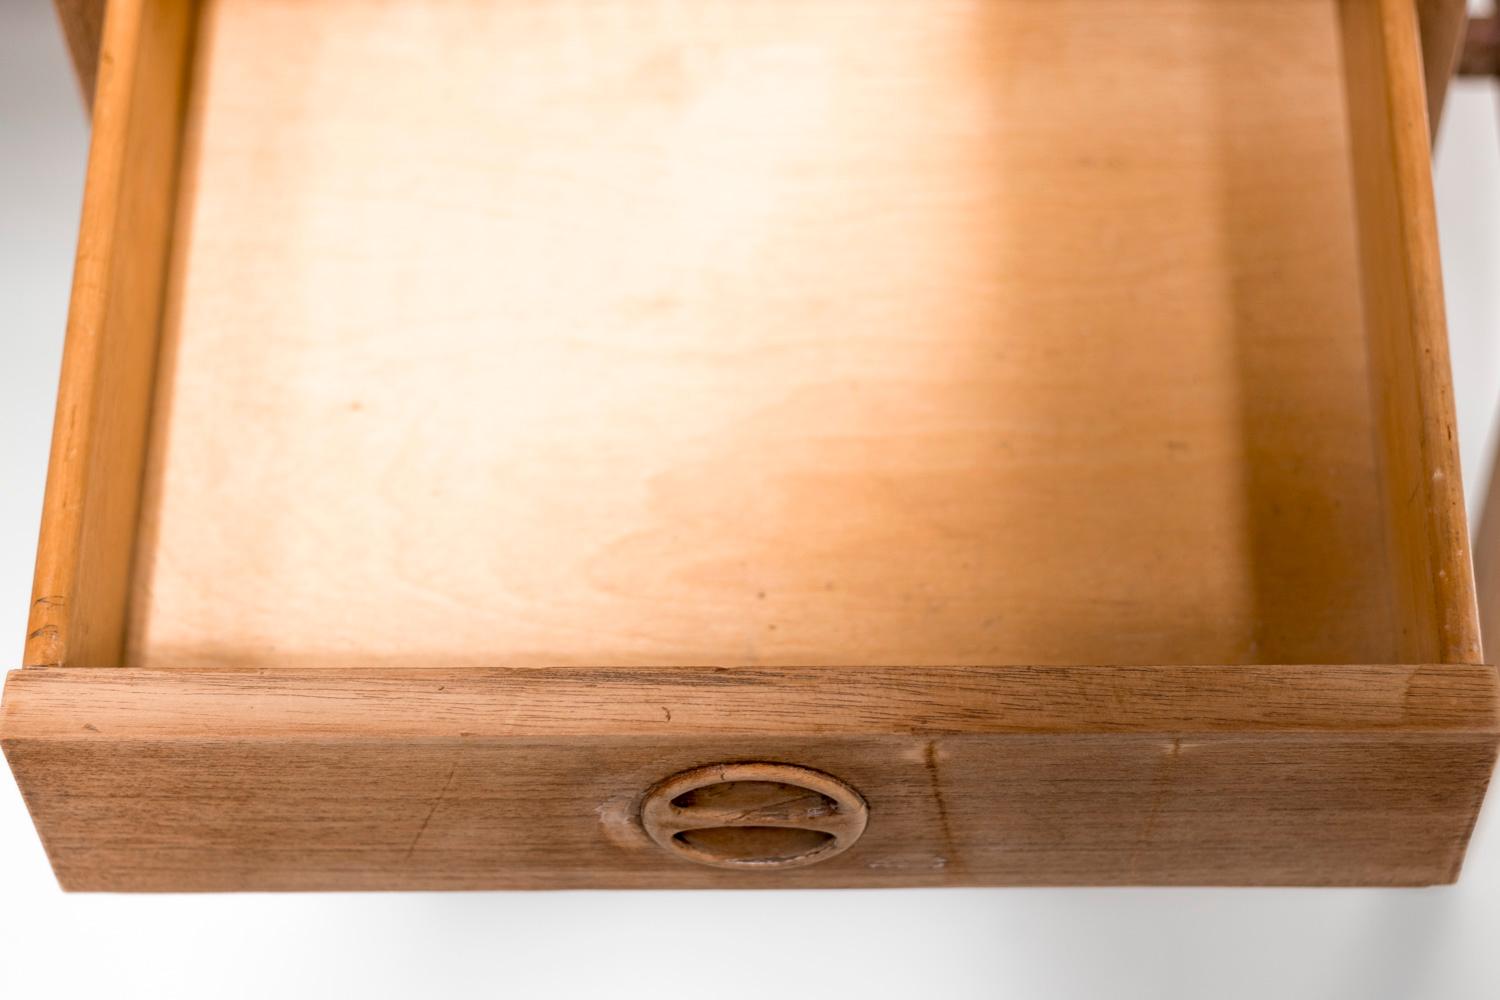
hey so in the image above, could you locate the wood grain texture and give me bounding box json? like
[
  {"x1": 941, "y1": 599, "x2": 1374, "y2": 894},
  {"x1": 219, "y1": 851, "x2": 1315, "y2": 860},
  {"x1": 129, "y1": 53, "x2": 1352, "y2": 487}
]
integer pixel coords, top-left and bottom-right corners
[
  {"x1": 1339, "y1": 0, "x2": 1480, "y2": 666},
  {"x1": 1415, "y1": 0, "x2": 1468, "y2": 135},
  {"x1": 12, "y1": 0, "x2": 1493, "y2": 892},
  {"x1": 25, "y1": 0, "x2": 197, "y2": 670},
  {"x1": 52, "y1": 0, "x2": 106, "y2": 107},
  {"x1": 47, "y1": 0, "x2": 1474, "y2": 139},
  {"x1": 3, "y1": 665, "x2": 1496, "y2": 890},
  {"x1": 131, "y1": 0, "x2": 1402, "y2": 671}
]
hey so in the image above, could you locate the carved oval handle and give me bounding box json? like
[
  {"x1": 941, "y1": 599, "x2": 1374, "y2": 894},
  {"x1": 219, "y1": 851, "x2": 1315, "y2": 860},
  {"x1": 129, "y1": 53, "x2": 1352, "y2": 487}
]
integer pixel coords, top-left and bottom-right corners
[{"x1": 640, "y1": 762, "x2": 868, "y2": 870}]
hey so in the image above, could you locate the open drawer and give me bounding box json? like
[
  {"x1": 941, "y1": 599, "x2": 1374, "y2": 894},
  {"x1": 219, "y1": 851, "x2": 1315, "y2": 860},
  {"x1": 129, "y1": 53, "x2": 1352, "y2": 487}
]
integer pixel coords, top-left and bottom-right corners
[{"x1": 4, "y1": 0, "x2": 1497, "y2": 890}]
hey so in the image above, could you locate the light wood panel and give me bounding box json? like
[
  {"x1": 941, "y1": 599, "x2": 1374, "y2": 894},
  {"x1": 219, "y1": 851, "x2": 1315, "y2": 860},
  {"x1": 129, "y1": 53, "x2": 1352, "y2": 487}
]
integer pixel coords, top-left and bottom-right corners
[
  {"x1": 51, "y1": 0, "x2": 1479, "y2": 133},
  {"x1": 130, "y1": 0, "x2": 1395, "y2": 671},
  {"x1": 3, "y1": 664, "x2": 1495, "y2": 890},
  {"x1": 1339, "y1": 0, "x2": 1481, "y2": 665},
  {"x1": 24, "y1": 0, "x2": 197, "y2": 669}
]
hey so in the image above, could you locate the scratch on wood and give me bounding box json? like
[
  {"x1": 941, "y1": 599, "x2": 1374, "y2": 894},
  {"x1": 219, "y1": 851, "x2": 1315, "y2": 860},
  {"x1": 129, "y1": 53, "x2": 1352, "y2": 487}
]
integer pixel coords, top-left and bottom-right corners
[
  {"x1": 923, "y1": 739, "x2": 957, "y2": 869},
  {"x1": 1130, "y1": 737, "x2": 1182, "y2": 877},
  {"x1": 403, "y1": 758, "x2": 459, "y2": 862}
]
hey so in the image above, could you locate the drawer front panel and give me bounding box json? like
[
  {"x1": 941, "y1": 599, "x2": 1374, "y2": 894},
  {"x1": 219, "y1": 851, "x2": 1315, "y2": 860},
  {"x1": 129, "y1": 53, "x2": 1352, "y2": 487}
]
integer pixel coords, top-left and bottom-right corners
[{"x1": 4, "y1": 665, "x2": 1495, "y2": 890}]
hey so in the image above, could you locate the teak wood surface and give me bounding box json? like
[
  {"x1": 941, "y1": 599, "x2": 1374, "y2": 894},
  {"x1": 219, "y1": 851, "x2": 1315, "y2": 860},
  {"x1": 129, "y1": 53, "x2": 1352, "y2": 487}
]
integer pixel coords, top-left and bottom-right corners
[{"x1": 6, "y1": 0, "x2": 1496, "y2": 890}]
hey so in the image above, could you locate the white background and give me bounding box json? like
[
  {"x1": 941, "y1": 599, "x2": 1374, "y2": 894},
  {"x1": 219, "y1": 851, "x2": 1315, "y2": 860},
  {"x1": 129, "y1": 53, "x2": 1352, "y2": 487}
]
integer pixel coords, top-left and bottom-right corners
[{"x1": 5, "y1": 3, "x2": 1500, "y2": 997}]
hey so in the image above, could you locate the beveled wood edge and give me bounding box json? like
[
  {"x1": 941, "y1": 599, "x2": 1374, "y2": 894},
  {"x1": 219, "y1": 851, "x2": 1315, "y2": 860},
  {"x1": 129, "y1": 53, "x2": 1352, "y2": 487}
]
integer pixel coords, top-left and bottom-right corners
[
  {"x1": 26, "y1": 0, "x2": 197, "y2": 669},
  {"x1": 4, "y1": 663, "x2": 1498, "y2": 739},
  {"x1": 1340, "y1": 0, "x2": 1481, "y2": 666},
  {"x1": 1395, "y1": 0, "x2": 1482, "y2": 664}
]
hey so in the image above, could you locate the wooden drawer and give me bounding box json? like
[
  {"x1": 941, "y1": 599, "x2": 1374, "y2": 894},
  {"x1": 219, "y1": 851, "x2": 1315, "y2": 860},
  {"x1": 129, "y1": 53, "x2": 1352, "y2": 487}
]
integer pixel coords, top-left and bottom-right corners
[{"x1": 4, "y1": 0, "x2": 1496, "y2": 889}]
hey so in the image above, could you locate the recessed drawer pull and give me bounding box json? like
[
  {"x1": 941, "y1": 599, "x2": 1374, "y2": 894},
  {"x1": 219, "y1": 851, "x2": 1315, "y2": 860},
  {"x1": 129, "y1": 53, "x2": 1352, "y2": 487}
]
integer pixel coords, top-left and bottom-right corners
[{"x1": 640, "y1": 763, "x2": 868, "y2": 870}]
